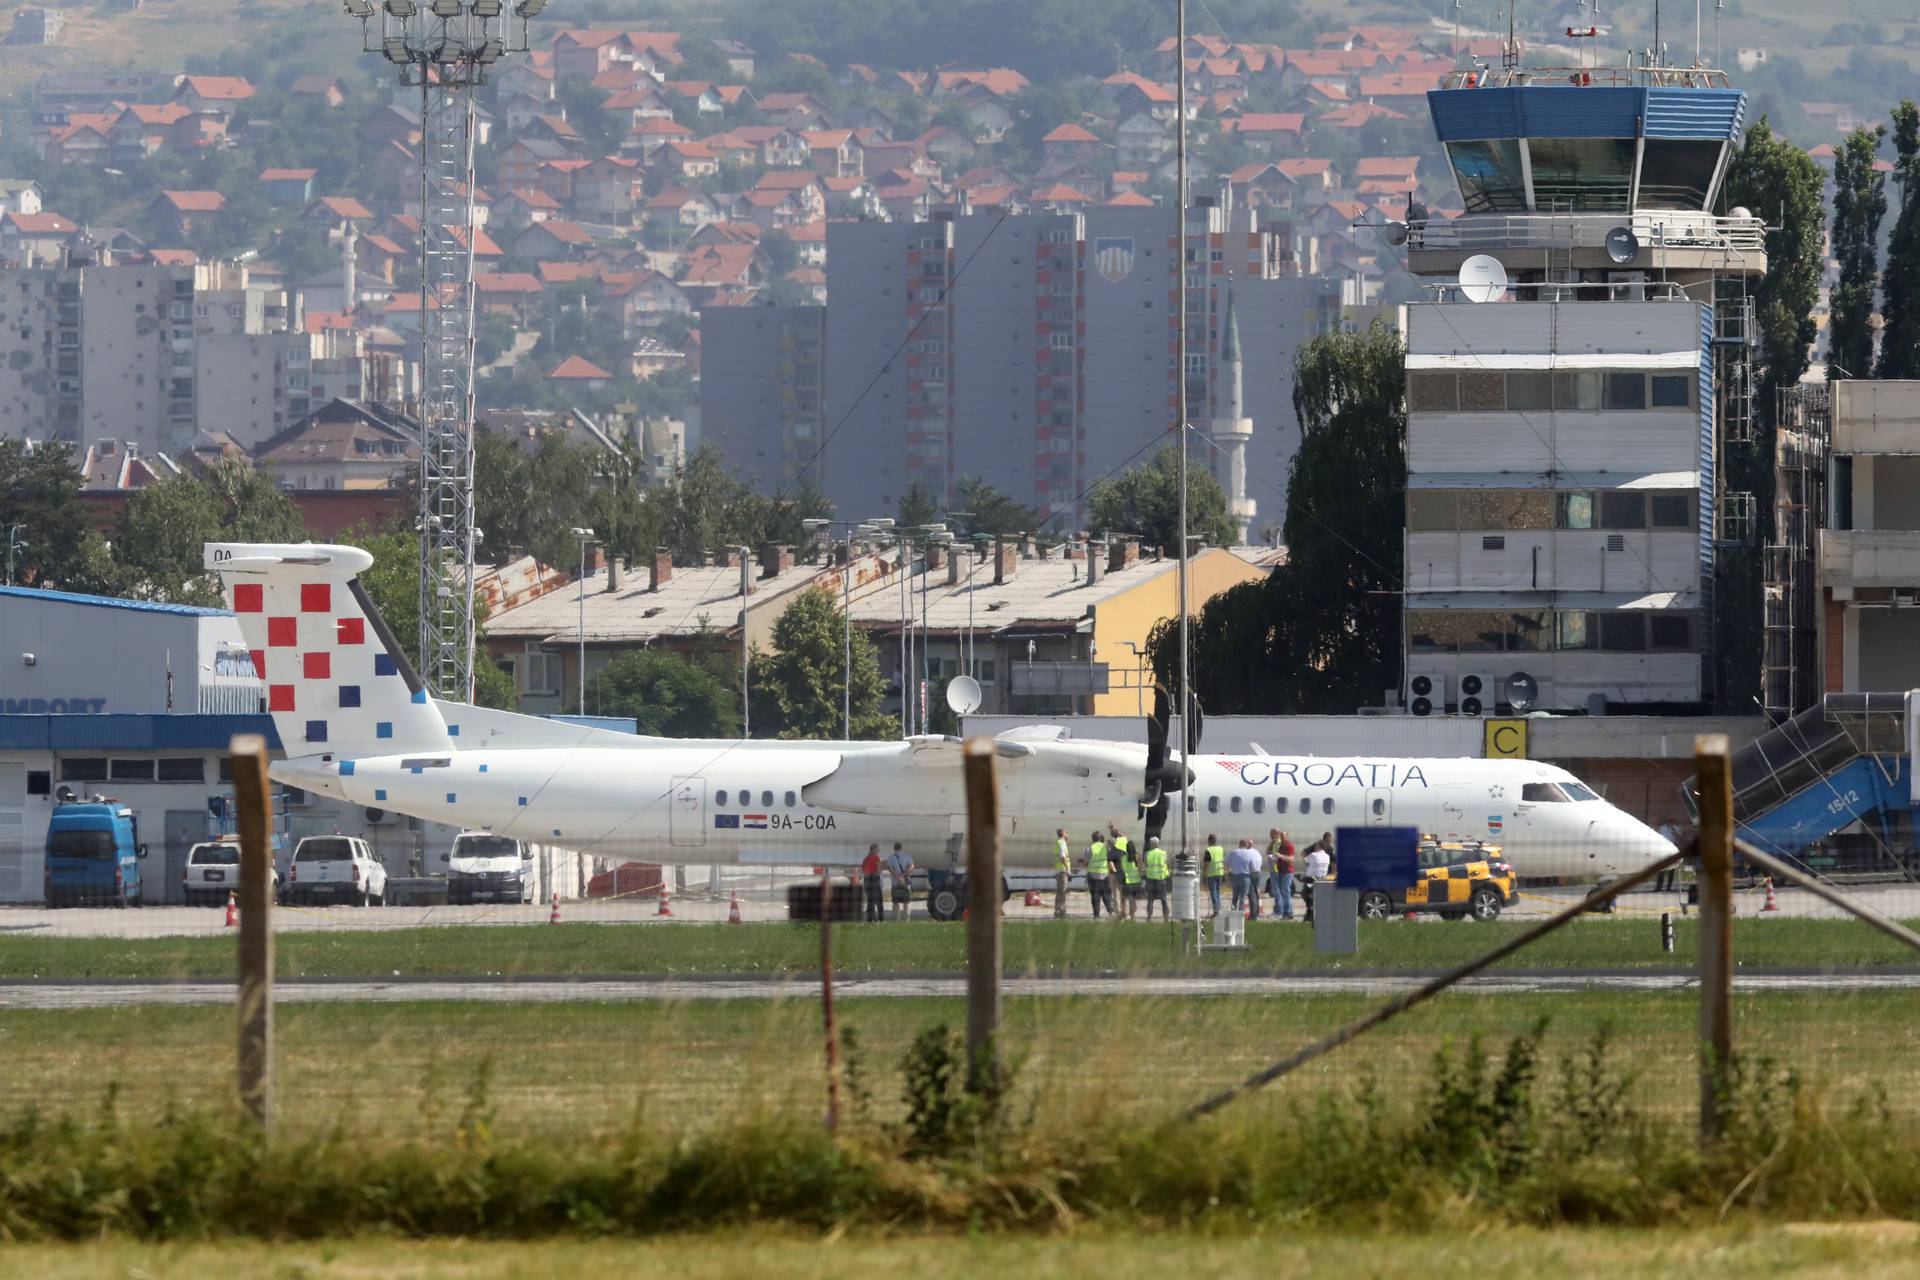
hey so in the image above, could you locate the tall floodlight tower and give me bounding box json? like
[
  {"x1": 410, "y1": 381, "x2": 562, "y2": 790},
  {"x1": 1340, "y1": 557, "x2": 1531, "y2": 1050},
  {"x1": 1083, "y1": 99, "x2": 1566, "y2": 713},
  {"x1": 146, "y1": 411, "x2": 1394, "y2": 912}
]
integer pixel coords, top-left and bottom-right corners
[{"x1": 341, "y1": 0, "x2": 546, "y2": 699}]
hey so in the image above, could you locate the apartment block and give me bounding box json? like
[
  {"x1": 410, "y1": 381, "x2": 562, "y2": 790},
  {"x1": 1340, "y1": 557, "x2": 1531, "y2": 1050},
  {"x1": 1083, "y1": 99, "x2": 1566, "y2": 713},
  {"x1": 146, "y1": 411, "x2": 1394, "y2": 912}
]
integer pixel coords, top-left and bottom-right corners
[{"x1": 1819, "y1": 380, "x2": 1920, "y2": 692}]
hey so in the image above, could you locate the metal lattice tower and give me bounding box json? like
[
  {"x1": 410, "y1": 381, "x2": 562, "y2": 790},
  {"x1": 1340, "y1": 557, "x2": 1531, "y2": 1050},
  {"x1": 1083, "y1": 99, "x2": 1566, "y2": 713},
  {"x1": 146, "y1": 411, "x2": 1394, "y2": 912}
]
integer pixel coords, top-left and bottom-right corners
[{"x1": 344, "y1": 0, "x2": 544, "y2": 699}]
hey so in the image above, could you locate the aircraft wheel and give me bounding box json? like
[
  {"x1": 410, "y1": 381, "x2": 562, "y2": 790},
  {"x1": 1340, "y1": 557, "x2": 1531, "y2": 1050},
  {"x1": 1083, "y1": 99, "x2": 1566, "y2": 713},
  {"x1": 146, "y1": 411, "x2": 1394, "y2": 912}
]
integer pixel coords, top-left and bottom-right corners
[{"x1": 927, "y1": 878, "x2": 964, "y2": 922}]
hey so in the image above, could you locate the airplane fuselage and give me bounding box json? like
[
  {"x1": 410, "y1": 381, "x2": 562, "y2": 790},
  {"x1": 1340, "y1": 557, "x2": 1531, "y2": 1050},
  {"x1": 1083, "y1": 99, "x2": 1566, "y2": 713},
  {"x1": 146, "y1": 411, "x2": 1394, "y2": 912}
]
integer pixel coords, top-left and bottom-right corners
[{"x1": 278, "y1": 740, "x2": 1671, "y2": 881}]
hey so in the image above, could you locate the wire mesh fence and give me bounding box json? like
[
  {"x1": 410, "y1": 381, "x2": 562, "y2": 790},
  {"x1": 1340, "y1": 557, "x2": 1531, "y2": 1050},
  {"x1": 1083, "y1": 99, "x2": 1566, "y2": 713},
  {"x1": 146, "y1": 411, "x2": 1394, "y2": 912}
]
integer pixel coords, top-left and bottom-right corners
[{"x1": 7, "y1": 756, "x2": 1920, "y2": 1158}]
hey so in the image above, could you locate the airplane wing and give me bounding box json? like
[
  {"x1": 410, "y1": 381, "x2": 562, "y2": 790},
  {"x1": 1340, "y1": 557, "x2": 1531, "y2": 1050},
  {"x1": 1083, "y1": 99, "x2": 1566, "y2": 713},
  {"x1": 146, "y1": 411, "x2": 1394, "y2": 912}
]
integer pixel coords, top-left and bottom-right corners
[{"x1": 803, "y1": 735, "x2": 1132, "y2": 817}]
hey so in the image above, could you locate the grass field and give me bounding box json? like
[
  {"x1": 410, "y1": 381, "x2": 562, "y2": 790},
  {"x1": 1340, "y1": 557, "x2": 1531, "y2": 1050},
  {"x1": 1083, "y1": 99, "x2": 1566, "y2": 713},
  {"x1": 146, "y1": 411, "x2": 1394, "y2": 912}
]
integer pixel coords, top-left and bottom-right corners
[
  {"x1": 4, "y1": 915, "x2": 1918, "y2": 980},
  {"x1": 5, "y1": 987, "x2": 1916, "y2": 1139},
  {"x1": 11, "y1": 1225, "x2": 1920, "y2": 1279}
]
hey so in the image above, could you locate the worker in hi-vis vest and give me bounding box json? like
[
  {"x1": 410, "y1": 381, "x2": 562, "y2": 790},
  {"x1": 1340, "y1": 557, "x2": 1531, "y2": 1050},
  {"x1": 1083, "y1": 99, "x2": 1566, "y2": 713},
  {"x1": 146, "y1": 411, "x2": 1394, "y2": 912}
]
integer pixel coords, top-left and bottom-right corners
[
  {"x1": 1083, "y1": 829, "x2": 1117, "y2": 919},
  {"x1": 1107, "y1": 824, "x2": 1136, "y2": 921},
  {"x1": 1052, "y1": 828, "x2": 1072, "y2": 919},
  {"x1": 1117, "y1": 839, "x2": 1143, "y2": 920},
  {"x1": 1203, "y1": 835, "x2": 1227, "y2": 915},
  {"x1": 1142, "y1": 836, "x2": 1172, "y2": 921}
]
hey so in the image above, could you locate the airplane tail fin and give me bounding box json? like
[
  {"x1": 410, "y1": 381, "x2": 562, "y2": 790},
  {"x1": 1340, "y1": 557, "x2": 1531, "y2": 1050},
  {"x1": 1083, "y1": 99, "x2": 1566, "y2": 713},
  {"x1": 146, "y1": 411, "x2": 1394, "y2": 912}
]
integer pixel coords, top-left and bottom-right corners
[{"x1": 205, "y1": 542, "x2": 452, "y2": 757}]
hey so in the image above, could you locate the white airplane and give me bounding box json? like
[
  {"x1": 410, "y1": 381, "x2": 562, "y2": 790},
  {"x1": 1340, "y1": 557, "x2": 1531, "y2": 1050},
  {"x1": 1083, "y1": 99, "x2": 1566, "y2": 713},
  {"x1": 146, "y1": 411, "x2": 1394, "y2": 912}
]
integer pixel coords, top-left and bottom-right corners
[{"x1": 206, "y1": 542, "x2": 1676, "y2": 915}]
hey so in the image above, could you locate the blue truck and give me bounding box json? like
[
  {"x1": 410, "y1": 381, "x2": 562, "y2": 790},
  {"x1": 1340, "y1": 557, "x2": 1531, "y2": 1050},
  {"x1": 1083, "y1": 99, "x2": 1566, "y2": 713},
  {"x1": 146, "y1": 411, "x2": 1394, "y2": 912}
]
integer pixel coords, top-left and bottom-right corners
[{"x1": 44, "y1": 799, "x2": 147, "y2": 907}]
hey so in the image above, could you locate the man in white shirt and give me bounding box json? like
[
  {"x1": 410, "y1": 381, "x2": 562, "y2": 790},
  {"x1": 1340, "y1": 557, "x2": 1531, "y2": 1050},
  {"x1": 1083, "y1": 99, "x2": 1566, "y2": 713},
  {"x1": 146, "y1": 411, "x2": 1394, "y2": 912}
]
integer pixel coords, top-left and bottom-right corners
[{"x1": 1301, "y1": 839, "x2": 1332, "y2": 923}]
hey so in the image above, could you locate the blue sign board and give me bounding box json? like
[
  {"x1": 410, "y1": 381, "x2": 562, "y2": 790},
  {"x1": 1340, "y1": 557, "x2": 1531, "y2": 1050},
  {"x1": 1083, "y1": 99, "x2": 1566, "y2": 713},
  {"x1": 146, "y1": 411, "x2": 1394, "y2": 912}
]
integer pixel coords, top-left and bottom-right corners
[{"x1": 1334, "y1": 826, "x2": 1419, "y2": 891}]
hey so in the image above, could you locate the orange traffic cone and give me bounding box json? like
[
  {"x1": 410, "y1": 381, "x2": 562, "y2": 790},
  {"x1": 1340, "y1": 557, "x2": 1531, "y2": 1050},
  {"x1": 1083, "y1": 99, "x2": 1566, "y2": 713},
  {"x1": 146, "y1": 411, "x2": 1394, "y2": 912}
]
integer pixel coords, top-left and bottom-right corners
[
  {"x1": 657, "y1": 884, "x2": 673, "y2": 918},
  {"x1": 548, "y1": 892, "x2": 561, "y2": 925},
  {"x1": 1762, "y1": 877, "x2": 1779, "y2": 912},
  {"x1": 727, "y1": 889, "x2": 742, "y2": 924},
  {"x1": 223, "y1": 891, "x2": 237, "y2": 928}
]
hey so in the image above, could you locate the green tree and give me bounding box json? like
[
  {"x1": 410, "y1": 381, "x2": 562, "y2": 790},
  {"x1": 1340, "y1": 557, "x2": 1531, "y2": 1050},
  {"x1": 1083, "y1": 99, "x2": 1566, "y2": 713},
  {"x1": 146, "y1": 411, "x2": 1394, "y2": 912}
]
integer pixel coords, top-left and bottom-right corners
[
  {"x1": 1723, "y1": 117, "x2": 1826, "y2": 413},
  {"x1": 948, "y1": 475, "x2": 1044, "y2": 539},
  {"x1": 1148, "y1": 323, "x2": 1405, "y2": 714},
  {"x1": 583, "y1": 648, "x2": 740, "y2": 736},
  {"x1": 343, "y1": 523, "x2": 517, "y2": 709},
  {"x1": 115, "y1": 459, "x2": 304, "y2": 604},
  {"x1": 1879, "y1": 101, "x2": 1920, "y2": 378},
  {"x1": 1720, "y1": 119, "x2": 1825, "y2": 710},
  {"x1": 897, "y1": 479, "x2": 938, "y2": 530},
  {"x1": 0, "y1": 439, "x2": 94, "y2": 589},
  {"x1": 1088, "y1": 443, "x2": 1237, "y2": 552},
  {"x1": 748, "y1": 587, "x2": 893, "y2": 739},
  {"x1": 760, "y1": 227, "x2": 799, "y2": 275},
  {"x1": 1829, "y1": 123, "x2": 1887, "y2": 380}
]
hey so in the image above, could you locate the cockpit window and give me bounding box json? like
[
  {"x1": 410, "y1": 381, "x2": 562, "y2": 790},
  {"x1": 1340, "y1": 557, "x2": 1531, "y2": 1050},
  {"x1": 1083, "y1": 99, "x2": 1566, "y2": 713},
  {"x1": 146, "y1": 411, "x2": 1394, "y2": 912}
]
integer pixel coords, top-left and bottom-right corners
[
  {"x1": 1561, "y1": 781, "x2": 1600, "y2": 802},
  {"x1": 1522, "y1": 782, "x2": 1571, "y2": 803}
]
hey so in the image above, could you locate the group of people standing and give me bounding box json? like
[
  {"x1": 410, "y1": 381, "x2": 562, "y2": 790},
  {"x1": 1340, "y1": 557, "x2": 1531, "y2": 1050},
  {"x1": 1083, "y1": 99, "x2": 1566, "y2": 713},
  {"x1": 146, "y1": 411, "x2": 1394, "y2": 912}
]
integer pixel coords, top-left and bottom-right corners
[{"x1": 1055, "y1": 825, "x2": 1336, "y2": 922}]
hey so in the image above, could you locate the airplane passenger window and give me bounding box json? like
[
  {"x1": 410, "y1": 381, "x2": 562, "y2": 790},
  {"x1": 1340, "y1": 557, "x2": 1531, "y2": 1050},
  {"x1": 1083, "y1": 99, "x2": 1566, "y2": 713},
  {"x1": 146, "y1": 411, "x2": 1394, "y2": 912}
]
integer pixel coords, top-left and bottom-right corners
[
  {"x1": 785, "y1": 791, "x2": 797, "y2": 806},
  {"x1": 1207, "y1": 796, "x2": 1220, "y2": 813},
  {"x1": 1230, "y1": 797, "x2": 1242, "y2": 813},
  {"x1": 1522, "y1": 782, "x2": 1571, "y2": 802},
  {"x1": 715, "y1": 789, "x2": 728, "y2": 805},
  {"x1": 1372, "y1": 798, "x2": 1385, "y2": 816},
  {"x1": 1187, "y1": 795, "x2": 1196, "y2": 811},
  {"x1": 1322, "y1": 798, "x2": 1334, "y2": 815},
  {"x1": 1252, "y1": 797, "x2": 1264, "y2": 814},
  {"x1": 1562, "y1": 782, "x2": 1600, "y2": 801},
  {"x1": 1275, "y1": 798, "x2": 1288, "y2": 814},
  {"x1": 761, "y1": 790, "x2": 773, "y2": 806},
  {"x1": 1299, "y1": 797, "x2": 1310, "y2": 814}
]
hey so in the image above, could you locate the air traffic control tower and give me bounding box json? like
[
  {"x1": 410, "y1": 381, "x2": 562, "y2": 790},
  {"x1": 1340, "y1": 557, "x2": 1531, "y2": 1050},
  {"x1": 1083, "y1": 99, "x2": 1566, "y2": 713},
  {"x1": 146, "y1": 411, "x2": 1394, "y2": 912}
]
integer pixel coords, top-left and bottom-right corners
[{"x1": 1399, "y1": 60, "x2": 1770, "y2": 718}]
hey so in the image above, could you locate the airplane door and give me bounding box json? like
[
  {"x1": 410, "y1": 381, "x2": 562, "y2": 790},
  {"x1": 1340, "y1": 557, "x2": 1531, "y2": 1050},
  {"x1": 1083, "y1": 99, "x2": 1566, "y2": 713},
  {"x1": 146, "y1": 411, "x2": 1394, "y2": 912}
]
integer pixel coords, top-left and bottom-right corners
[
  {"x1": 1364, "y1": 789, "x2": 1391, "y2": 827},
  {"x1": 669, "y1": 776, "x2": 706, "y2": 848}
]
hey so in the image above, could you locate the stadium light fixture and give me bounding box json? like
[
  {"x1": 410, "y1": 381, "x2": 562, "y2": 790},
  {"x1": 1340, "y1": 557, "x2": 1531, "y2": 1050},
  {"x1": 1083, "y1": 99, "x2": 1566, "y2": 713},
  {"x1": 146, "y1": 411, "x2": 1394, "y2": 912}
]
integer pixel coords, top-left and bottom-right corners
[
  {"x1": 470, "y1": 0, "x2": 503, "y2": 15},
  {"x1": 384, "y1": 0, "x2": 417, "y2": 17},
  {"x1": 475, "y1": 39, "x2": 504, "y2": 62},
  {"x1": 430, "y1": 0, "x2": 463, "y2": 17},
  {"x1": 513, "y1": 0, "x2": 547, "y2": 16},
  {"x1": 341, "y1": 0, "x2": 375, "y2": 17}
]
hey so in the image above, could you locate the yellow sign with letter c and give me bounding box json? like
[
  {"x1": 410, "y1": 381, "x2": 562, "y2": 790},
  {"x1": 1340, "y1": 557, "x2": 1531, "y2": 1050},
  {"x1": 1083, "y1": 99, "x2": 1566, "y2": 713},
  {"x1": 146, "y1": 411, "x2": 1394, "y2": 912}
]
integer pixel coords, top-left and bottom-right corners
[{"x1": 1485, "y1": 719, "x2": 1528, "y2": 759}]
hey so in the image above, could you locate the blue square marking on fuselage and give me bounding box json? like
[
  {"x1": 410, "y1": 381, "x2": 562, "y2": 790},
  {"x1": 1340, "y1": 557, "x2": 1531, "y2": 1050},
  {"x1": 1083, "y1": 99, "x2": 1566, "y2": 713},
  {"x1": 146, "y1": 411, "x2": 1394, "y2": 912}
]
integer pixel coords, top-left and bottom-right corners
[
  {"x1": 375, "y1": 788, "x2": 388, "y2": 802},
  {"x1": 447, "y1": 792, "x2": 457, "y2": 804},
  {"x1": 375, "y1": 653, "x2": 397, "y2": 676},
  {"x1": 518, "y1": 796, "x2": 528, "y2": 806},
  {"x1": 376, "y1": 721, "x2": 393, "y2": 739},
  {"x1": 305, "y1": 719, "x2": 327, "y2": 743},
  {"x1": 339, "y1": 760, "x2": 355, "y2": 776},
  {"x1": 338, "y1": 685, "x2": 361, "y2": 708}
]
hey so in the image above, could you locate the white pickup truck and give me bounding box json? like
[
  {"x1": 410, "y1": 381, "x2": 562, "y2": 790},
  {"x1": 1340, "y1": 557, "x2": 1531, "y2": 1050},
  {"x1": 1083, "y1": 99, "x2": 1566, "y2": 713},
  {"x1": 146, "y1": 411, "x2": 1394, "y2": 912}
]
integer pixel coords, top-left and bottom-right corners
[
  {"x1": 182, "y1": 840, "x2": 277, "y2": 906},
  {"x1": 285, "y1": 835, "x2": 388, "y2": 907},
  {"x1": 445, "y1": 831, "x2": 532, "y2": 904}
]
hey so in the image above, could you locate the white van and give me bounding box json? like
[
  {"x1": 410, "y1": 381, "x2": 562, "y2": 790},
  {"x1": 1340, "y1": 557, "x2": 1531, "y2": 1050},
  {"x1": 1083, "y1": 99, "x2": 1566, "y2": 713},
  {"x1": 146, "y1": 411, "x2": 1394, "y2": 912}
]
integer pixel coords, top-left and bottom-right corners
[{"x1": 446, "y1": 831, "x2": 532, "y2": 904}]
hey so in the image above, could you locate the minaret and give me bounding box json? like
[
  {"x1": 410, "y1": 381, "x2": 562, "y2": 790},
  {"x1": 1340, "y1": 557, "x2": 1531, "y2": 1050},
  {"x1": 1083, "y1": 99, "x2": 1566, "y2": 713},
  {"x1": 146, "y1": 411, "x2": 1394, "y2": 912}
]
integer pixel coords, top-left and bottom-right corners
[{"x1": 1209, "y1": 293, "x2": 1255, "y2": 542}]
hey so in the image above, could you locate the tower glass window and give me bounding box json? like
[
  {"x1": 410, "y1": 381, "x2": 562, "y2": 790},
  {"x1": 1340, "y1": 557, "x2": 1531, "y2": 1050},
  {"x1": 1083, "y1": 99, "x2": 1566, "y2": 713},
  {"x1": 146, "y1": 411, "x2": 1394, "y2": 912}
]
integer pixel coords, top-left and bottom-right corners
[
  {"x1": 1637, "y1": 139, "x2": 1726, "y2": 210},
  {"x1": 1446, "y1": 139, "x2": 1527, "y2": 212},
  {"x1": 1526, "y1": 137, "x2": 1635, "y2": 211}
]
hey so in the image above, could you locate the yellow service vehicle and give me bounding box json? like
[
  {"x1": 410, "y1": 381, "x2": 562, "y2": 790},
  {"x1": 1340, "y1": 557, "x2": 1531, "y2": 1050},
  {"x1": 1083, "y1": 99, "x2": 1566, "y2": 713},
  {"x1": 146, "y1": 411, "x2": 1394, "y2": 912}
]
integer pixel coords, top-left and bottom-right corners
[{"x1": 1356, "y1": 839, "x2": 1516, "y2": 921}]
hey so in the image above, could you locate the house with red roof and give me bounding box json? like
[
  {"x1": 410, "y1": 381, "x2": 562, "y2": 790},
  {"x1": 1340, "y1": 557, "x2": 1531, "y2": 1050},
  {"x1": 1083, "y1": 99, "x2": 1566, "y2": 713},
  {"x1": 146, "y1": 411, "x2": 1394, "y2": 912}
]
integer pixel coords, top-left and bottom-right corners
[
  {"x1": 290, "y1": 75, "x2": 348, "y2": 108},
  {"x1": 1041, "y1": 123, "x2": 1107, "y2": 173},
  {"x1": 917, "y1": 125, "x2": 976, "y2": 169},
  {"x1": 1110, "y1": 170, "x2": 1150, "y2": 195},
  {"x1": 661, "y1": 139, "x2": 718, "y2": 180},
  {"x1": 1315, "y1": 101, "x2": 1410, "y2": 130},
  {"x1": 548, "y1": 355, "x2": 613, "y2": 390},
  {"x1": 260, "y1": 167, "x2": 317, "y2": 206},
  {"x1": 473, "y1": 271, "x2": 545, "y2": 317},
  {"x1": 801, "y1": 128, "x2": 863, "y2": 177},
  {"x1": 171, "y1": 75, "x2": 255, "y2": 118},
  {"x1": 534, "y1": 158, "x2": 590, "y2": 204},
  {"x1": 755, "y1": 91, "x2": 830, "y2": 130},
  {"x1": 356, "y1": 233, "x2": 409, "y2": 284},
  {"x1": 618, "y1": 116, "x2": 694, "y2": 164},
  {"x1": 702, "y1": 130, "x2": 759, "y2": 167},
  {"x1": 303, "y1": 195, "x2": 375, "y2": 228},
  {"x1": 509, "y1": 218, "x2": 593, "y2": 262},
  {"x1": 149, "y1": 190, "x2": 224, "y2": 241},
  {"x1": 739, "y1": 188, "x2": 807, "y2": 231},
  {"x1": 1225, "y1": 111, "x2": 1306, "y2": 150},
  {"x1": 644, "y1": 188, "x2": 720, "y2": 235},
  {"x1": 0, "y1": 211, "x2": 78, "y2": 266},
  {"x1": 108, "y1": 103, "x2": 193, "y2": 163},
  {"x1": 601, "y1": 83, "x2": 674, "y2": 133},
  {"x1": 573, "y1": 155, "x2": 642, "y2": 221},
  {"x1": 495, "y1": 187, "x2": 561, "y2": 227},
  {"x1": 1116, "y1": 109, "x2": 1171, "y2": 167},
  {"x1": 600, "y1": 270, "x2": 693, "y2": 332},
  {"x1": 42, "y1": 115, "x2": 114, "y2": 168},
  {"x1": 676, "y1": 243, "x2": 763, "y2": 305},
  {"x1": 497, "y1": 138, "x2": 574, "y2": 189},
  {"x1": 1276, "y1": 158, "x2": 1336, "y2": 193},
  {"x1": 1098, "y1": 72, "x2": 1177, "y2": 120}
]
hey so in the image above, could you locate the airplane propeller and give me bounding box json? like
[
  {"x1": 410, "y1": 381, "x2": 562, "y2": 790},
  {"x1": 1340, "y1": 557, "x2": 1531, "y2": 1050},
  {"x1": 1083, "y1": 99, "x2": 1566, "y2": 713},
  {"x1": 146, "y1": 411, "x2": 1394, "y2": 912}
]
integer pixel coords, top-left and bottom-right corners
[{"x1": 1140, "y1": 683, "x2": 1200, "y2": 845}]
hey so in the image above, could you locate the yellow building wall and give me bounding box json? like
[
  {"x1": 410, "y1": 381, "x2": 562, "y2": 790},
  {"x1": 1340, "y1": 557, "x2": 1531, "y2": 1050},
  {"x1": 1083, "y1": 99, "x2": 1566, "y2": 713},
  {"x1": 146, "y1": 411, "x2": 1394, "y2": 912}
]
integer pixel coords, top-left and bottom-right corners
[{"x1": 1088, "y1": 548, "x2": 1267, "y2": 716}]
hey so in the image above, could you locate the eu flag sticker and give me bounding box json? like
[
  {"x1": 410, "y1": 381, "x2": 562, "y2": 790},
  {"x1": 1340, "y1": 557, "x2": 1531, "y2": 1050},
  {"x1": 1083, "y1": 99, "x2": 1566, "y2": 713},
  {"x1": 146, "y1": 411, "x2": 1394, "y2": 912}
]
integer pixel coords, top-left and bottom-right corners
[{"x1": 714, "y1": 814, "x2": 741, "y2": 829}]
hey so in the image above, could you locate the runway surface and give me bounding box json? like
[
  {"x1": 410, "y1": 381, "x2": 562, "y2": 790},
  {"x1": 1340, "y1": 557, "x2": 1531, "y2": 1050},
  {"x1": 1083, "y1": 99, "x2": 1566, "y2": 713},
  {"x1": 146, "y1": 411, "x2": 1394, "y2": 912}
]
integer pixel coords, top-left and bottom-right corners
[
  {"x1": 5, "y1": 969, "x2": 1920, "y2": 1009},
  {"x1": 3, "y1": 878, "x2": 1911, "y2": 937}
]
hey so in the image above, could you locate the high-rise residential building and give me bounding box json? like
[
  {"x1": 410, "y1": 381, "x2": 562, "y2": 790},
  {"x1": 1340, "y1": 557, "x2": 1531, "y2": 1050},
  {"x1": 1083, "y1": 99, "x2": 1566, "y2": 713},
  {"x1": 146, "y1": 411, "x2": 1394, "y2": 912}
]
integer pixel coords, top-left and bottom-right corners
[
  {"x1": 699, "y1": 201, "x2": 1338, "y2": 533},
  {"x1": 1401, "y1": 66, "x2": 1765, "y2": 715},
  {"x1": 0, "y1": 252, "x2": 379, "y2": 455}
]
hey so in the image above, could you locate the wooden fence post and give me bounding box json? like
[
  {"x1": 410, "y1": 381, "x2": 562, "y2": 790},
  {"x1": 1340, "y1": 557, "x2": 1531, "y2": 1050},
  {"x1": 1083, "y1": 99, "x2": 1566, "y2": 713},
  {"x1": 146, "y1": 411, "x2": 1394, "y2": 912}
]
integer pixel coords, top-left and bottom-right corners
[
  {"x1": 962, "y1": 738, "x2": 1002, "y2": 1091},
  {"x1": 229, "y1": 734, "x2": 275, "y2": 1130},
  {"x1": 1694, "y1": 732, "x2": 1734, "y2": 1142}
]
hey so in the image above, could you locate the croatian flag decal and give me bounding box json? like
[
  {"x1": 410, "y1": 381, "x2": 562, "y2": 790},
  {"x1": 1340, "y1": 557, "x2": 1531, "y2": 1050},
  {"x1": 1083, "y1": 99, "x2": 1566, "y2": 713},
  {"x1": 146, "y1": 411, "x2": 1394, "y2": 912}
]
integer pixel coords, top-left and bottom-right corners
[{"x1": 743, "y1": 814, "x2": 769, "y2": 829}]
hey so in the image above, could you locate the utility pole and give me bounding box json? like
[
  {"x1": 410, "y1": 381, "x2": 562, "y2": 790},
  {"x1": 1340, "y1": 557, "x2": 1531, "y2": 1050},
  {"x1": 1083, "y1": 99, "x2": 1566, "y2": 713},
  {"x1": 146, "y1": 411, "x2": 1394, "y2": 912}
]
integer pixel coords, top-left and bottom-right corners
[
  {"x1": 962, "y1": 737, "x2": 1002, "y2": 1092},
  {"x1": 342, "y1": 0, "x2": 543, "y2": 701},
  {"x1": 1695, "y1": 732, "x2": 1735, "y2": 1140},
  {"x1": 571, "y1": 527, "x2": 594, "y2": 716},
  {"x1": 1175, "y1": 0, "x2": 1199, "y2": 953},
  {"x1": 740, "y1": 546, "x2": 753, "y2": 738}
]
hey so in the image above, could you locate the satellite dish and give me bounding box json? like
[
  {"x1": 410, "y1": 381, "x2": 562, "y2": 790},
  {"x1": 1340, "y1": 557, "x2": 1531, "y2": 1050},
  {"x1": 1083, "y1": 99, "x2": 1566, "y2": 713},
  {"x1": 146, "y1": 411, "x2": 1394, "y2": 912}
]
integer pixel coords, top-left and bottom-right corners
[
  {"x1": 1457, "y1": 254, "x2": 1508, "y2": 303},
  {"x1": 1406, "y1": 201, "x2": 1429, "y2": 225},
  {"x1": 946, "y1": 675, "x2": 982, "y2": 716},
  {"x1": 1504, "y1": 671, "x2": 1539, "y2": 713},
  {"x1": 1604, "y1": 226, "x2": 1641, "y2": 264},
  {"x1": 1729, "y1": 205, "x2": 1753, "y2": 222},
  {"x1": 1384, "y1": 220, "x2": 1409, "y2": 246}
]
